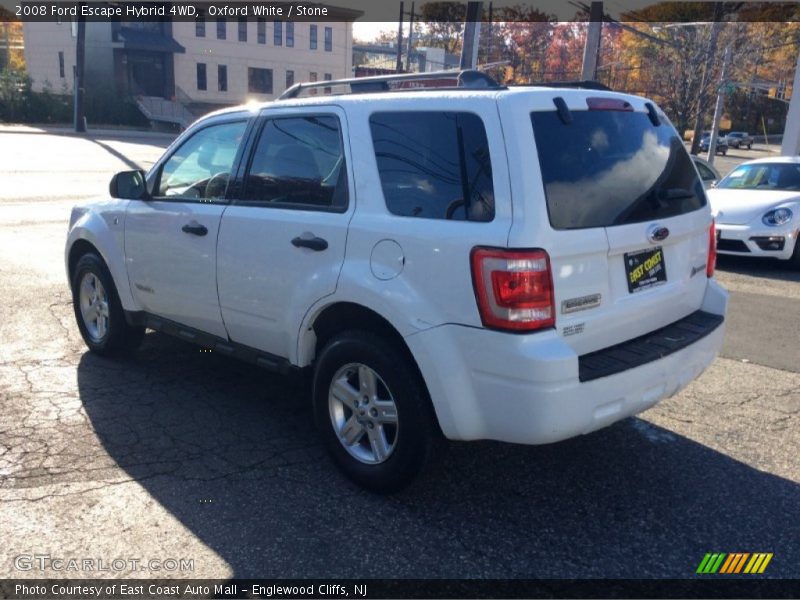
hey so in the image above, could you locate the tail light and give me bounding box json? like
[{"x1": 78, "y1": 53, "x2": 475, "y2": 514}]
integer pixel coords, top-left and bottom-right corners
[
  {"x1": 471, "y1": 247, "x2": 555, "y2": 332},
  {"x1": 707, "y1": 220, "x2": 717, "y2": 278}
]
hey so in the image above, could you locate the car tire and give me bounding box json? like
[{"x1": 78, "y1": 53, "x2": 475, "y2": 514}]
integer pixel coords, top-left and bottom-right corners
[
  {"x1": 790, "y1": 238, "x2": 800, "y2": 270},
  {"x1": 71, "y1": 252, "x2": 144, "y2": 356},
  {"x1": 312, "y1": 330, "x2": 443, "y2": 493}
]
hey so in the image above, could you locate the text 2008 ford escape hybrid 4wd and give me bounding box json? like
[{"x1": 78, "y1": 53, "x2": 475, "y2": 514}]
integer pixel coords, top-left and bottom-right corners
[{"x1": 65, "y1": 71, "x2": 728, "y2": 492}]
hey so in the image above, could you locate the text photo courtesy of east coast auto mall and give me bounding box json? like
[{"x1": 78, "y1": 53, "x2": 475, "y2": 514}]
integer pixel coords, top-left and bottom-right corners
[{"x1": 1, "y1": 0, "x2": 799, "y2": 599}]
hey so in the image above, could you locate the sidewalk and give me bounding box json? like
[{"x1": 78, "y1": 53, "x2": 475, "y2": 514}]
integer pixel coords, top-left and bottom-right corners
[{"x1": 0, "y1": 123, "x2": 177, "y2": 141}]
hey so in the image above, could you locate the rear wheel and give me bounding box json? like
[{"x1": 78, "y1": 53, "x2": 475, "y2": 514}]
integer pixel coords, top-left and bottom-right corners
[
  {"x1": 312, "y1": 330, "x2": 442, "y2": 493},
  {"x1": 71, "y1": 252, "x2": 144, "y2": 356},
  {"x1": 790, "y1": 237, "x2": 800, "y2": 270}
]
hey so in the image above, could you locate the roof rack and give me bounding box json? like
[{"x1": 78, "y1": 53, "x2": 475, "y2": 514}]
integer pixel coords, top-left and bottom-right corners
[
  {"x1": 278, "y1": 69, "x2": 503, "y2": 100},
  {"x1": 510, "y1": 80, "x2": 613, "y2": 91}
]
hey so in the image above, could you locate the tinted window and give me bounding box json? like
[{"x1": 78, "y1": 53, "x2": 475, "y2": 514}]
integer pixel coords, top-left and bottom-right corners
[
  {"x1": 196, "y1": 63, "x2": 206, "y2": 91},
  {"x1": 694, "y1": 160, "x2": 716, "y2": 181},
  {"x1": 369, "y1": 111, "x2": 494, "y2": 221},
  {"x1": 157, "y1": 121, "x2": 247, "y2": 201},
  {"x1": 257, "y1": 18, "x2": 266, "y2": 44},
  {"x1": 717, "y1": 163, "x2": 800, "y2": 191},
  {"x1": 531, "y1": 110, "x2": 705, "y2": 229},
  {"x1": 310, "y1": 25, "x2": 317, "y2": 49},
  {"x1": 286, "y1": 22, "x2": 294, "y2": 47},
  {"x1": 273, "y1": 21, "x2": 282, "y2": 45},
  {"x1": 216, "y1": 18, "x2": 226, "y2": 40},
  {"x1": 248, "y1": 67, "x2": 273, "y2": 94},
  {"x1": 243, "y1": 116, "x2": 348, "y2": 210}
]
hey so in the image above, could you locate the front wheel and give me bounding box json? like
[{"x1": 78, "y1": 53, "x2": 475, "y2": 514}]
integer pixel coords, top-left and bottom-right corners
[
  {"x1": 71, "y1": 252, "x2": 144, "y2": 356},
  {"x1": 312, "y1": 330, "x2": 442, "y2": 493}
]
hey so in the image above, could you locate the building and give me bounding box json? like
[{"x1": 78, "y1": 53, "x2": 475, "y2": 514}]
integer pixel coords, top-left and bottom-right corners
[
  {"x1": 22, "y1": 5, "x2": 359, "y2": 126},
  {"x1": 353, "y1": 43, "x2": 459, "y2": 75}
]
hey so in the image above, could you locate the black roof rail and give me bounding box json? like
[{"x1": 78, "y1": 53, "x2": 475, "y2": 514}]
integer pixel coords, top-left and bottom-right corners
[
  {"x1": 510, "y1": 80, "x2": 613, "y2": 91},
  {"x1": 278, "y1": 69, "x2": 503, "y2": 100}
]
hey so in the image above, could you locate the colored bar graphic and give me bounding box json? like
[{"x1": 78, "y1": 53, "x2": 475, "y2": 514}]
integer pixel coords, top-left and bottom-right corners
[
  {"x1": 699, "y1": 552, "x2": 773, "y2": 575},
  {"x1": 758, "y1": 553, "x2": 773, "y2": 573}
]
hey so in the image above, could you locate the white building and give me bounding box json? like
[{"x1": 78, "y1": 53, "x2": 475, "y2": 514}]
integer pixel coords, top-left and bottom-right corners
[{"x1": 23, "y1": 5, "x2": 359, "y2": 124}]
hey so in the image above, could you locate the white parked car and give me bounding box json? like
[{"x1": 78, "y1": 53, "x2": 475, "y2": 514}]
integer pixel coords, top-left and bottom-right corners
[
  {"x1": 65, "y1": 71, "x2": 728, "y2": 492},
  {"x1": 692, "y1": 155, "x2": 721, "y2": 190},
  {"x1": 707, "y1": 156, "x2": 800, "y2": 266}
]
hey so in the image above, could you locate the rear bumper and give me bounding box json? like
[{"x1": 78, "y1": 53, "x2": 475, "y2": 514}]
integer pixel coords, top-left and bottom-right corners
[
  {"x1": 406, "y1": 280, "x2": 728, "y2": 445},
  {"x1": 716, "y1": 222, "x2": 798, "y2": 260}
]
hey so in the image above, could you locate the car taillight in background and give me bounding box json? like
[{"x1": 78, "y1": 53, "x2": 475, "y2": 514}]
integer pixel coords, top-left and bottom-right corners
[
  {"x1": 707, "y1": 220, "x2": 717, "y2": 278},
  {"x1": 471, "y1": 248, "x2": 555, "y2": 332}
]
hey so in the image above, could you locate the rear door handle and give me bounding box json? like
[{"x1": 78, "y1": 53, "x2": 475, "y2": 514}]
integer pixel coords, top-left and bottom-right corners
[
  {"x1": 182, "y1": 222, "x2": 208, "y2": 237},
  {"x1": 291, "y1": 235, "x2": 328, "y2": 251}
]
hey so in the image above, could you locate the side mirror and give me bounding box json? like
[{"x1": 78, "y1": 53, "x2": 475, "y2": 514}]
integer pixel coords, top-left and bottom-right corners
[{"x1": 110, "y1": 170, "x2": 149, "y2": 200}]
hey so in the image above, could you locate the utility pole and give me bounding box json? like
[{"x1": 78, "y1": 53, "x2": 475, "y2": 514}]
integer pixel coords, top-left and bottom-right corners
[
  {"x1": 460, "y1": 1, "x2": 482, "y2": 70},
  {"x1": 395, "y1": 1, "x2": 404, "y2": 73},
  {"x1": 405, "y1": 2, "x2": 415, "y2": 72},
  {"x1": 580, "y1": 1, "x2": 603, "y2": 81},
  {"x1": 707, "y1": 45, "x2": 731, "y2": 165},
  {"x1": 73, "y1": 7, "x2": 87, "y2": 133},
  {"x1": 780, "y1": 49, "x2": 800, "y2": 156}
]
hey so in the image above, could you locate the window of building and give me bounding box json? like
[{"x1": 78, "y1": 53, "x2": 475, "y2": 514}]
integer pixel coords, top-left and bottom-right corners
[
  {"x1": 248, "y1": 67, "x2": 273, "y2": 94},
  {"x1": 309, "y1": 25, "x2": 317, "y2": 50},
  {"x1": 242, "y1": 116, "x2": 348, "y2": 210},
  {"x1": 257, "y1": 18, "x2": 266, "y2": 44},
  {"x1": 157, "y1": 121, "x2": 247, "y2": 200},
  {"x1": 238, "y1": 17, "x2": 247, "y2": 42},
  {"x1": 369, "y1": 111, "x2": 495, "y2": 222},
  {"x1": 216, "y1": 18, "x2": 226, "y2": 40},
  {"x1": 218, "y1": 65, "x2": 228, "y2": 92},
  {"x1": 286, "y1": 22, "x2": 294, "y2": 47},
  {"x1": 196, "y1": 63, "x2": 207, "y2": 91},
  {"x1": 195, "y1": 11, "x2": 206, "y2": 37},
  {"x1": 285, "y1": 70, "x2": 295, "y2": 89},
  {"x1": 324, "y1": 27, "x2": 332, "y2": 52},
  {"x1": 58, "y1": 52, "x2": 65, "y2": 78},
  {"x1": 323, "y1": 73, "x2": 332, "y2": 94},
  {"x1": 274, "y1": 21, "x2": 282, "y2": 46},
  {"x1": 309, "y1": 71, "x2": 317, "y2": 95}
]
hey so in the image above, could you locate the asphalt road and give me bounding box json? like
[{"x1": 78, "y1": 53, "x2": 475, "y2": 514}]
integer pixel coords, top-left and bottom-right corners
[{"x1": 0, "y1": 130, "x2": 798, "y2": 581}]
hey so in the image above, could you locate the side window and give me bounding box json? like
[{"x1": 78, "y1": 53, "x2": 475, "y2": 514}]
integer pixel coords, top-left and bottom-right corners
[
  {"x1": 696, "y1": 162, "x2": 715, "y2": 181},
  {"x1": 242, "y1": 115, "x2": 348, "y2": 210},
  {"x1": 157, "y1": 121, "x2": 248, "y2": 201},
  {"x1": 369, "y1": 111, "x2": 495, "y2": 221}
]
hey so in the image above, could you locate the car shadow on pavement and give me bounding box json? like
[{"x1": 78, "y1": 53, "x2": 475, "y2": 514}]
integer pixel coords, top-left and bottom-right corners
[
  {"x1": 77, "y1": 333, "x2": 800, "y2": 579},
  {"x1": 716, "y1": 255, "x2": 800, "y2": 283}
]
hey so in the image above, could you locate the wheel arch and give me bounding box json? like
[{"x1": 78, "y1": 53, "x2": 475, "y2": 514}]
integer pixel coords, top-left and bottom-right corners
[
  {"x1": 66, "y1": 223, "x2": 137, "y2": 311},
  {"x1": 301, "y1": 301, "x2": 415, "y2": 367}
]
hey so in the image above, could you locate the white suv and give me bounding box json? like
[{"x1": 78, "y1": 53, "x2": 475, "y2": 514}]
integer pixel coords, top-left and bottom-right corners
[{"x1": 65, "y1": 71, "x2": 728, "y2": 492}]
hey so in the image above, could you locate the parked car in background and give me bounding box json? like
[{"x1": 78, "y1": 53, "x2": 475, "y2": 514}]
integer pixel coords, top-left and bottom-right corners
[
  {"x1": 726, "y1": 131, "x2": 754, "y2": 149},
  {"x1": 699, "y1": 132, "x2": 728, "y2": 155},
  {"x1": 708, "y1": 157, "x2": 800, "y2": 267},
  {"x1": 692, "y1": 155, "x2": 721, "y2": 189}
]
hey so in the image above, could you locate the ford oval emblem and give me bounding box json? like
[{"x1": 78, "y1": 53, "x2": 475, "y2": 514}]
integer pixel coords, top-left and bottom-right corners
[{"x1": 648, "y1": 225, "x2": 670, "y2": 243}]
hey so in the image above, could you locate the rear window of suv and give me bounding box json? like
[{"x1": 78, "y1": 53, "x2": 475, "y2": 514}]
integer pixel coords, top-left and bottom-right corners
[
  {"x1": 531, "y1": 109, "x2": 705, "y2": 230},
  {"x1": 369, "y1": 111, "x2": 494, "y2": 222}
]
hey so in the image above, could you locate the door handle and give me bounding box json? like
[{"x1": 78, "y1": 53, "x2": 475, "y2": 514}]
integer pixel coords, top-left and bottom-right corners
[
  {"x1": 291, "y1": 235, "x2": 328, "y2": 251},
  {"x1": 182, "y1": 222, "x2": 208, "y2": 236}
]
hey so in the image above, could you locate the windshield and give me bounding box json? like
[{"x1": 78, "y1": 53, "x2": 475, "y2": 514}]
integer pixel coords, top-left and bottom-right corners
[
  {"x1": 531, "y1": 109, "x2": 706, "y2": 229},
  {"x1": 717, "y1": 163, "x2": 800, "y2": 191}
]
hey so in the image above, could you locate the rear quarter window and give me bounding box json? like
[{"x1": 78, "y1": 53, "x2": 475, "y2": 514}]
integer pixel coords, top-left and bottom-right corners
[
  {"x1": 531, "y1": 109, "x2": 706, "y2": 229},
  {"x1": 369, "y1": 111, "x2": 494, "y2": 222}
]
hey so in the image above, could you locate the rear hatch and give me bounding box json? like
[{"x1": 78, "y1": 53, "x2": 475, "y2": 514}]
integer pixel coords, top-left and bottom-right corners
[{"x1": 501, "y1": 89, "x2": 712, "y2": 355}]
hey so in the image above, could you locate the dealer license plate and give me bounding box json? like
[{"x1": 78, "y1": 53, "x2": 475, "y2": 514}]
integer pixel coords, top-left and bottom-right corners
[{"x1": 625, "y1": 247, "x2": 667, "y2": 293}]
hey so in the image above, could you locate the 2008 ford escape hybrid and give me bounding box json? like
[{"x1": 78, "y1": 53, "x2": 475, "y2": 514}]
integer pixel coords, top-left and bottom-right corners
[{"x1": 65, "y1": 70, "x2": 728, "y2": 492}]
